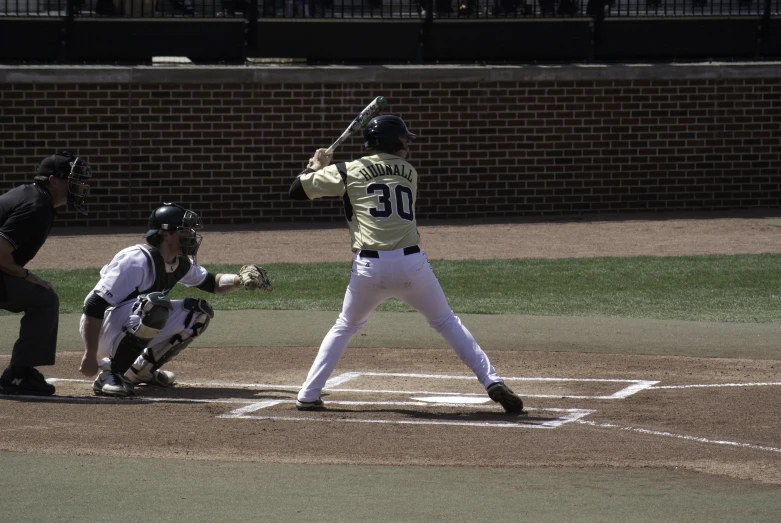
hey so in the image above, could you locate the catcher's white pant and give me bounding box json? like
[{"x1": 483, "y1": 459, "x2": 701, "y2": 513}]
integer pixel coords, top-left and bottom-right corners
[
  {"x1": 298, "y1": 247, "x2": 502, "y2": 403},
  {"x1": 79, "y1": 299, "x2": 203, "y2": 370}
]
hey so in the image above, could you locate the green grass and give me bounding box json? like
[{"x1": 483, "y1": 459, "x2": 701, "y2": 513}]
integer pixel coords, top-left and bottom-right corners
[{"x1": 19, "y1": 253, "x2": 781, "y2": 323}]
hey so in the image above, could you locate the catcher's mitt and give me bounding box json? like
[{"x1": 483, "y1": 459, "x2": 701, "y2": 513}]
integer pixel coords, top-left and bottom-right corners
[{"x1": 238, "y1": 264, "x2": 273, "y2": 292}]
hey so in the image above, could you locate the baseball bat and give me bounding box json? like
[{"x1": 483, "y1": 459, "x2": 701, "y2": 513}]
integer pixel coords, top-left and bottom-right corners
[{"x1": 325, "y1": 96, "x2": 388, "y2": 154}]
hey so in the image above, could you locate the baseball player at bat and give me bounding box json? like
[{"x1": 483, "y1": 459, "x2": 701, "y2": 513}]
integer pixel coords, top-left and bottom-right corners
[
  {"x1": 289, "y1": 115, "x2": 525, "y2": 415},
  {"x1": 79, "y1": 203, "x2": 272, "y2": 397}
]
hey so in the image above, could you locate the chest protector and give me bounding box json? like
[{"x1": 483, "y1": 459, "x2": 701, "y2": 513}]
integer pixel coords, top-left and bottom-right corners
[{"x1": 123, "y1": 245, "x2": 192, "y2": 302}]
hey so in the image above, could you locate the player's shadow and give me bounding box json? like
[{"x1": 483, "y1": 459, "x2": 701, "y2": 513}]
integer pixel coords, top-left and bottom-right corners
[
  {"x1": 0, "y1": 394, "x2": 159, "y2": 405},
  {"x1": 132, "y1": 385, "x2": 296, "y2": 401},
  {"x1": 0, "y1": 386, "x2": 299, "y2": 403},
  {"x1": 322, "y1": 406, "x2": 552, "y2": 425},
  {"x1": 1, "y1": 386, "x2": 298, "y2": 404}
]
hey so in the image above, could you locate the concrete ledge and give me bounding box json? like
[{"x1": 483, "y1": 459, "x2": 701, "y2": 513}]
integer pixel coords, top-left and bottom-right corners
[{"x1": 2, "y1": 61, "x2": 781, "y2": 84}]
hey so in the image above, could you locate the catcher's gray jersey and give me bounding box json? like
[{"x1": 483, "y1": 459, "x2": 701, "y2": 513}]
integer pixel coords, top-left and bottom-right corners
[{"x1": 299, "y1": 153, "x2": 420, "y2": 252}]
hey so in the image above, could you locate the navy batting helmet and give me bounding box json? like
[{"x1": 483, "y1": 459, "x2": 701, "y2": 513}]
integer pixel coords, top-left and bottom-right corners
[
  {"x1": 144, "y1": 203, "x2": 203, "y2": 257},
  {"x1": 363, "y1": 115, "x2": 416, "y2": 154}
]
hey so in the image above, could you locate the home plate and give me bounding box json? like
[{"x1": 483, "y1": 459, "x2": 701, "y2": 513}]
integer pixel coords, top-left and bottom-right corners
[{"x1": 412, "y1": 396, "x2": 492, "y2": 404}]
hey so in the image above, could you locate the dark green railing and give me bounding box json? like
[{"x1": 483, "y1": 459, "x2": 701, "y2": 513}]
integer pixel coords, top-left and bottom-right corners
[{"x1": 1, "y1": 0, "x2": 777, "y2": 17}]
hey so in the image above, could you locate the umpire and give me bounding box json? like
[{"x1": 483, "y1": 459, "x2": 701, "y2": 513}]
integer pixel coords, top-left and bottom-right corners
[{"x1": 0, "y1": 151, "x2": 92, "y2": 396}]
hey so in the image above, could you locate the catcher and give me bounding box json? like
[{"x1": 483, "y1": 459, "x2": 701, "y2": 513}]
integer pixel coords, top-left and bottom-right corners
[{"x1": 78, "y1": 202, "x2": 271, "y2": 397}]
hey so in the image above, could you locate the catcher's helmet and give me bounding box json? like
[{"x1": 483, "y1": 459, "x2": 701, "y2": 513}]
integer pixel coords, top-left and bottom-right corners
[
  {"x1": 36, "y1": 151, "x2": 92, "y2": 216},
  {"x1": 363, "y1": 115, "x2": 416, "y2": 154},
  {"x1": 144, "y1": 203, "x2": 203, "y2": 257}
]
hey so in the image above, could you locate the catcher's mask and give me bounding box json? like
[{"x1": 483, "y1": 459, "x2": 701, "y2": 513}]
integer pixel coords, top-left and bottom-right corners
[
  {"x1": 36, "y1": 151, "x2": 92, "y2": 215},
  {"x1": 144, "y1": 203, "x2": 203, "y2": 258},
  {"x1": 363, "y1": 115, "x2": 416, "y2": 155}
]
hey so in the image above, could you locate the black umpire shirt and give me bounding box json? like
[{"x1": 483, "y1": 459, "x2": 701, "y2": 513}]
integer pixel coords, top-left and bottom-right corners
[{"x1": 0, "y1": 183, "x2": 56, "y2": 299}]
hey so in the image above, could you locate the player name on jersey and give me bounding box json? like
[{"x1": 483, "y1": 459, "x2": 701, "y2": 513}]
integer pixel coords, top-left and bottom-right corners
[{"x1": 358, "y1": 163, "x2": 413, "y2": 182}]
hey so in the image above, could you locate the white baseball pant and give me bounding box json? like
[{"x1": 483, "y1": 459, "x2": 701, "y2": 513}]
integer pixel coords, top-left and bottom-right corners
[
  {"x1": 298, "y1": 247, "x2": 502, "y2": 403},
  {"x1": 79, "y1": 298, "x2": 203, "y2": 370}
]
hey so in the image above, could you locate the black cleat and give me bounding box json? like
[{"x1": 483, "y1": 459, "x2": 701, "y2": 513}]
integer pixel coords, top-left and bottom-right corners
[
  {"x1": 296, "y1": 398, "x2": 325, "y2": 411},
  {"x1": 487, "y1": 382, "x2": 525, "y2": 415}
]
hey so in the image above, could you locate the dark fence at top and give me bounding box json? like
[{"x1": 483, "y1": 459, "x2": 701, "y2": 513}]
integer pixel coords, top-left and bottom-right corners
[
  {"x1": 1, "y1": 0, "x2": 780, "y2": 63},
  {"x1": 1, "y1": 0, "x2": 778, "y2": 16}
]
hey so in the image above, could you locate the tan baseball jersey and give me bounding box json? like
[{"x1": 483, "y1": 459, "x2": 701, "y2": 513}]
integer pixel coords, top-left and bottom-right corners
[{"x1": 299, "y1": 153, "x2": 420, "y2": 252}]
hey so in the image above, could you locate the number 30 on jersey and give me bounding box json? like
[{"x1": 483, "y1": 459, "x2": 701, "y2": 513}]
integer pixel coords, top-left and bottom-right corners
[{"x1": 367, "y1": 183, "x2": 414, "y2": 221}]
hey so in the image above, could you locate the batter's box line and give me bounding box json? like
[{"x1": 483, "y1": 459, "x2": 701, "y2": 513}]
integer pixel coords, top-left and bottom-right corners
[
  {"x1": 325, "y1": 372, "x2": 659, "y2": 399},
  {"x1": 218, "y1": 400, "x2": 595, "y2": 429},
  {"x1": 577, "y1": 420, "x2": 781, "y2": 454},
  {"x1": 46, "y1": 376, "x2": 659, "y2": 400},
  {"x1": 652, "y1": 381, "x2": 781, "y2": 389}
]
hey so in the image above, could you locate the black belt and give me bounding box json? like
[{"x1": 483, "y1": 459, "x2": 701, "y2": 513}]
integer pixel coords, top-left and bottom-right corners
[{"x1": 359, "y1": 245, "x2": 420, "y2": 258}]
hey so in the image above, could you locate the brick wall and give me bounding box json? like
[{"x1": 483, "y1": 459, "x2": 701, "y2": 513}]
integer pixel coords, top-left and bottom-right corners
[{"x1": 1, "y1": 65, "x2": 780, "y2": 227}]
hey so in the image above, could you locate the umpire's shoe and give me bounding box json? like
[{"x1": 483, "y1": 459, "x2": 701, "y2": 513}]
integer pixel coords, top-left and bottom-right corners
[
  {"x1": 296, "y1": 398, "x2": 324, "y2": 411},
  {"x1": 0, "y1": 366, "x2": 56, "y2": 396},
  {"x1": 93, "y1": 370, "x2": 135, "y2": 397},
  {"x1": 487, "y1": 382, "x2": 525, "y2": 415}
]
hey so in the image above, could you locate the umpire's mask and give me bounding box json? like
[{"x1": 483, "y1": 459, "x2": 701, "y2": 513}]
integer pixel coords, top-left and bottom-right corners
[{"x1": 37, "y1": 151, "x2": 92, "y2": 215}]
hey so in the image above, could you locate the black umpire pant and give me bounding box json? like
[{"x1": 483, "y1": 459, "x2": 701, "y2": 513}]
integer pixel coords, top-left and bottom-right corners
[{"x1": 0, "y1": 273, "x2": 59, "y2": 368}]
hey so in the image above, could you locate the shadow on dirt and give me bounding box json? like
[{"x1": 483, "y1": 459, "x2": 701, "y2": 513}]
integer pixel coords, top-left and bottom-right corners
[
  {"x1": 1, "y1": 388, "x2": 553, "y2": 426},
  {"x1": 304, "y1": 407, "x2": 549, "y2": 425},
  {"x1": 0, "y1": 386, "x2": 297, "y2": 403},
  {"x1": 136, "y1": 386, "x2": 297, "y2": 400}
]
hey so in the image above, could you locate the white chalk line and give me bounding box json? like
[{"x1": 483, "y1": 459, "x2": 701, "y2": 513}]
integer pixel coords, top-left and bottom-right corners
[
  {"x1": 219, "y1": 400, "x2": 594, "y2": 429},
  {"x1": 217, "y1": 416, "x2": 557, "y2": 429},
  {"x1": 653, "y1": 382, "x2": 781, "y2": 389},
  {"x1": 337, "y1": 371, "x2": 656, "y2": 383},
  {"x1": 228, "y1": 400, "x2": 284, "y2": 415},
  {"x1": 6, "y1": 388, "x2": 592, "y2": 429},
  {"x1": 47, "y1": 377, "x2": 656, "y2": 400},
  {"x1": 324, "y1": 372, "x2": 659, "y2": 399},
  {"x1": 26, "y1": 376, "x2": 781, "y2": 446},
  {"x1": 576, "y1": 420, "x2": 781, "y2": 454},
  {"x1": 325, "y1": 371, "x2": 362, "y2": 388},
  {"x1": 50, "y1": 377, "x2": 781, "y2": 394},
  {"x1": 48, "y1": 375, "x2": 781, "y2": 399}
]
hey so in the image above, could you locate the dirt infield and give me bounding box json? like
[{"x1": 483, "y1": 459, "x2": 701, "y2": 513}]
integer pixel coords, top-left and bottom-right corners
[
  {"x1": 7, "y1": 346, "x2": 780, "y2": 486},
  {"x1": 2, "y1": 212, "x2": 781, "y2": 489},
  {"x1": 28, "y1": 211, "x2": 781, "y2": 269}
]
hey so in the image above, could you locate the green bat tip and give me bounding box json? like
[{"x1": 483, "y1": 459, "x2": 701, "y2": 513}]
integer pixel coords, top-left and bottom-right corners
[{"x1": 376, "y1": 96, "x2": 388, "y2": 107}]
